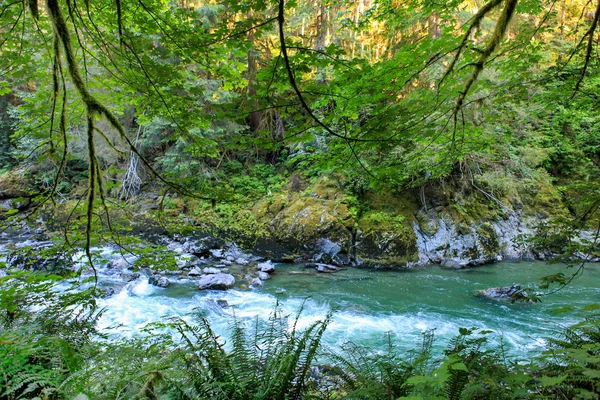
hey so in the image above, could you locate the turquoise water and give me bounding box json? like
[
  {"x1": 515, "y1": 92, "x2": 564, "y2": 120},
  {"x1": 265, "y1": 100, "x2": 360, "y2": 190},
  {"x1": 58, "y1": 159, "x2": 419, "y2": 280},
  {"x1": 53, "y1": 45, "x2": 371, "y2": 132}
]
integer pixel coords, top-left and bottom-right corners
[{"x1": 97, "y1": 261, "x2": 600, "y2": 358}]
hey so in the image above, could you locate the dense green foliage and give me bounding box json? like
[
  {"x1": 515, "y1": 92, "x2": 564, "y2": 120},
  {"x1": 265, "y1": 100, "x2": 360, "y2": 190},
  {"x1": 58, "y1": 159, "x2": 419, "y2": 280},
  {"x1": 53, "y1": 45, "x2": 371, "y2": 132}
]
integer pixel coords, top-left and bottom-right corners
[{"x1": 1, "y1": 0, "x2": 600, "y2": 397}]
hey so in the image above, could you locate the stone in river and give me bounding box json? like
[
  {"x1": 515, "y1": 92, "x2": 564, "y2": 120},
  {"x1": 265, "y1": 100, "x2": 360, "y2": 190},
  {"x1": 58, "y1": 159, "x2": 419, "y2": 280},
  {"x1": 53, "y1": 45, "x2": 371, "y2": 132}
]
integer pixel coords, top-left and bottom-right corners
[
  {"x1": 257, "y1": 271, "x2": 270, "y2": 280},
  {"x1": 197, "y1": 273, "x2": 235, "y2": 290},
  {"x1": 149, "y1": 275, "x2": 170, "y2": 288},
  {"x1": 188, "y1": 267, "x2": 203, "y2": 276},
  {"x1": 257, "y1": 260, "x2": 276, "y2": 273},
  {"x1": 478, "y1": 285, "x2": 530, "y2": 301},
  {"x1": 250, "y1": 278, "x2": 263, "y2": 288}
]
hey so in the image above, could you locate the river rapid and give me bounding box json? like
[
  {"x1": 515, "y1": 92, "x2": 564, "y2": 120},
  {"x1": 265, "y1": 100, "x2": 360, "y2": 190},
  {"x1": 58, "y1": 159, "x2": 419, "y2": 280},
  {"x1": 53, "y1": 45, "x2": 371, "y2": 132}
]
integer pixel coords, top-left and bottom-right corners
[
  {"x1": 2, "y1": 234, "x2": 599, "y2": 358},
  {"x1": 98, "y1": 256, "x2": 599, "y2": 358}
]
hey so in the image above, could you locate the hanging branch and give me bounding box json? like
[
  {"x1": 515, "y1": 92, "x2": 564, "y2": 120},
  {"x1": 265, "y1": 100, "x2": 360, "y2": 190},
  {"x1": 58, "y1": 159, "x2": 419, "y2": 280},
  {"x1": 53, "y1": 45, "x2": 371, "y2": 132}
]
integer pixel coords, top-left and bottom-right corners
[
  {"x1": 277, "y1": 0, "x2": 375, "y2": 144},
  {"x1": 439, "y1": 0, "x2": 504, "y2": 87},
  {"x1": 572, "y1": 0, "x2": 600, "y2": 97},
  {"x1": 277, "y1": 0, "x2": 377, "y2": 179},
  {"x1": 445, "y1": 0, "x2": 519, "y2": 145}
]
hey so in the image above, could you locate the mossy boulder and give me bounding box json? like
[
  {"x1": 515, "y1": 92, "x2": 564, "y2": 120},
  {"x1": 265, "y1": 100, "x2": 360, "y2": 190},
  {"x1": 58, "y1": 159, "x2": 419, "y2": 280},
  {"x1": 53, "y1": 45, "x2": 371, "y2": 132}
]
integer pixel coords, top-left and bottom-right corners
[
  {"x1": 0, "y1": 170, "x2": 32, "y2": 200},
  {"x1": 268, "y1": 189, "x2": 354, "y2": 251},
  {"x1": 355, "y1": 210, "x2": 418, "y2": 268}
]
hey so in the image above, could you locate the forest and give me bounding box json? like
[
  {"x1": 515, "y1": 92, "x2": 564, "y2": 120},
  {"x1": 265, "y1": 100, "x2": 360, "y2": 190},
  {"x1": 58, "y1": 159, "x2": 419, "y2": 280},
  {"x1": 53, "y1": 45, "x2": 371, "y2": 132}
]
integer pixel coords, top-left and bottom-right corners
[{"x1": 0, "y1": 0, "x2": 600, "y2": 398}]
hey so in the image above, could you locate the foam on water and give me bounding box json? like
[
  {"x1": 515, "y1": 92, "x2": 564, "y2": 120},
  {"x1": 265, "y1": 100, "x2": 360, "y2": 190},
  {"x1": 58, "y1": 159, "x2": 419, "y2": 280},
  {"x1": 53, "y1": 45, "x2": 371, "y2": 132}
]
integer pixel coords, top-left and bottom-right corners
[{"x1": 2, "y1": 237, "x2": 597, "y2": 357}]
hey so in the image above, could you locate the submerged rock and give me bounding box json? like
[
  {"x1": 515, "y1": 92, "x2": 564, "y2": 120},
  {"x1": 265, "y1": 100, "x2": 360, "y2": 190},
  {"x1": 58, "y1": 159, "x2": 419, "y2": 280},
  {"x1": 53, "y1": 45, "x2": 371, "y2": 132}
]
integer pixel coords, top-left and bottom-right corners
[
  {"x1": 305, "y1": 262, "x2": 337, "y2": 272},
  {"x1": 216, "y1": 299, "x2": 229, "y2": 308},
  {"x1": 197, "y1": 273, "x2": 235, "y2": 290},
  {"x1": 478, "y1": 285, "x2": 530, "y2": 301}
]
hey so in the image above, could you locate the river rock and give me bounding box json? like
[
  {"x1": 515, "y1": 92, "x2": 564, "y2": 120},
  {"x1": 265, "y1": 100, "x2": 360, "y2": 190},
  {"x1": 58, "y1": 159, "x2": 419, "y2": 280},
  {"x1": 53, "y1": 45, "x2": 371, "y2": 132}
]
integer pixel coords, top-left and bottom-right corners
[
  {"x1": 203, "y1": 267, "x2": 221, "y2": 274},
  {"x1": 257, "y1": 271, "x2": 270, "y2": 280},
  {"x1": 107, "y1": 258, "x2": 131, "y2": 270},
  {"x1": 216, "y1": 299, "x2": 229, "y2": 308},
  {"x1": 188, "y1": 266, "x2": 203, "y2": 276},
  {"x1": 149, "y1": 275, "x2": 170, "y2": 288},
  {"x1": 182, "y1": 236, "x2": 222, "y2": 257},
  {"x1": 257, "y1": 260, "x2": 276, "y2": 273},
  {"x1": 250, "y1": 278, "x2": 263, "y2": 288},
  {"x1": 120, "y1": 272, "x2": 140, "y2": 282},
  {"x1": 413, "y1": 210, "x2": 539, "y2": 268},
  {"x1": 305, "y1": 262, "x2": 337, "y2": 272},
  {"x1": 197, "y1": 273, "x2": 235, "y2": 290},
  {"x1": 478, "y1": 285, "x2": 529, "y2": 301}
]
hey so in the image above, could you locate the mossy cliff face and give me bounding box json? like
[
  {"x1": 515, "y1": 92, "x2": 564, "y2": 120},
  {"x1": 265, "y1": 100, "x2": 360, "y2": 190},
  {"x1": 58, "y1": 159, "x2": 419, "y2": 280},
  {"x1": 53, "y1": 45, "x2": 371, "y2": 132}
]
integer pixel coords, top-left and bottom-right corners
[
  {"x1": 412, "y1": 173, "x2": 569, "y2": 268},
  {"x1": 186, "y1": 176, "x2": 421, "y2": 267},
  {"x1": 268, "y1": 177, "x2": 354, "y2": 249},
  {"x1": 353, "y1": 192, "x2": 420, "y2": 268},
  {"x1": 180, "y1": 171, "x2": 570, "y2": 268}
]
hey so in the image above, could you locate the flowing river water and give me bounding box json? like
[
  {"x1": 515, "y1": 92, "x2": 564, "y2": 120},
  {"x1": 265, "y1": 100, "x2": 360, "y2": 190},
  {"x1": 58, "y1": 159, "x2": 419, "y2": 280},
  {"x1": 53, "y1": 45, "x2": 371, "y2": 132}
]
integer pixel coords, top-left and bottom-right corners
[
  {"x1": 1, "y1": 234, "x2": 599, "y2": 358},
  {"x1": 95, "y1": 254, "x2": 599, "y2": 358}
]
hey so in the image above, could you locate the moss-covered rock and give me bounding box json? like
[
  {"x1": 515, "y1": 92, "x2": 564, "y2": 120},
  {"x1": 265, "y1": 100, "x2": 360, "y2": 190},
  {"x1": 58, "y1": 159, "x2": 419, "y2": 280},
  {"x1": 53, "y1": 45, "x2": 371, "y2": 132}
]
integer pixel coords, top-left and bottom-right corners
[
  {"x1": 355, "y1": 210, "x2": 418, "y2": 267},
  {"x1": 0, "y1": 170, "x2": 32, "y2": 200}
]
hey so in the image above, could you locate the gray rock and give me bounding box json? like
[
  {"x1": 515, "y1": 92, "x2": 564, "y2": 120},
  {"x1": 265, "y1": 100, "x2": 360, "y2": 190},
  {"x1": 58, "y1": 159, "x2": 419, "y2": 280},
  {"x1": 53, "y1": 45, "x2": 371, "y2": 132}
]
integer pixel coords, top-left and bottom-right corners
[
  {"x1": 149, "y1": 275, "x2": 170, "y2": 288},
  {"x1": 236, "y1": 257, "x2": 249, "y2": 265},
  {"x1": 182, "y1": 236, "x2": 222, "y2": 257},
  {"x1": 120, "y1": 272, "x2": 140, "y2": 282},
  {"x1": 107, "y1": 258, "x2": 130, "y2": 270},
  {"x1": 412, "y1": 210, "x2": 540, "y2": 268},
  {"x1": 257, "y1": 271, "x2": 271, "y2": 280},
  {"x1": 188, "y1": 267, "x2": 203, "y2": 276},
  {"x1": 203, "y1": 267, "x2": 221, "y2": 274},
  {"x1": 315, "y1": 238, "x2": 342, "y2": 257},
  {"x1": 250, "y1": 278, "x2": 263, "y2": 287},
  {"x1": 197, "y1": 273, "x2": 235, "y2": 290},
  {"x1": 305, "y1": 262, "x2": 337, "y2": 272},
  {"x1": 210, "y1": 249, "x2": 224, "y2": 258},
  {"x1": 176, "y1": 254, "x2": 200, "y2": 269},
  {"x1": 257, "y1": 260, "x2": 276, "y2": 273},
  {"x1": 216, "y1": 299, "x2": 229, "y2": 308},
  {"x1": 478, "y1": 285, "x2": 530, "y2": 301}
]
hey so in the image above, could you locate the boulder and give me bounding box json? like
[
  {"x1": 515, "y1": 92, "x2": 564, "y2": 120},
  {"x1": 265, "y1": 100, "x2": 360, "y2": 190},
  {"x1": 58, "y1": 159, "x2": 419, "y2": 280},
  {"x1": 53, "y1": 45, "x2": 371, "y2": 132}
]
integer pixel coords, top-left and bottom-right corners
[
  {"x1": 250, "y1": 278, "x2": 263, "y2": 288},
  {"x1": 478, "y1": 285, "x2": 530, "y2": 301},
  {"x1": 188, "y1": 267, "x2": 203, "y2": 276},
  {"x1": 107, "y1": 258, "x2": 131, "y2": 270},
  {"x1": 176, "y1": 254, "x2": 200, "y2": 269},
  {"x1": 149, "y1": 275, "x2": 170, "y2": 288},
  {"x1": 257, "y1": 260, "x2": 276, "y2": 273},
  {"x1": 203, "y1": 267, "x2": 221, "y2": 274},
  {"x1": 257, "y1": 271, "x2": 270, "y2": 280},
  {"x1": 216, "y1": 299, "x2": 229, "y2": 308},
  {"x1": 197, "y1": 273, "x2": 235, "y2": 290},
  {"x1": 120, "y1": 272, "x2": 140, "y2": 282},
  {"x1": 183, "y1": 236, "x2": 223, "y2": 257}
]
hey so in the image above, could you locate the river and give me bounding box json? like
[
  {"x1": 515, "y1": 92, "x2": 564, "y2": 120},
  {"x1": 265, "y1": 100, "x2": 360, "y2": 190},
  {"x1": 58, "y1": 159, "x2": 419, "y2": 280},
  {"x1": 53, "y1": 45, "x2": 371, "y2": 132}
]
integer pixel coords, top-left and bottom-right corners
[{"x1": 94, "y1": 255, "x2": 599, "y2": 358}]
